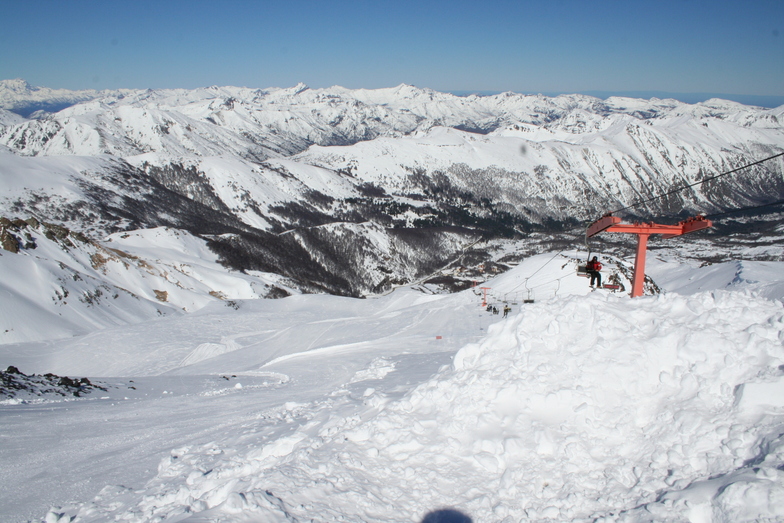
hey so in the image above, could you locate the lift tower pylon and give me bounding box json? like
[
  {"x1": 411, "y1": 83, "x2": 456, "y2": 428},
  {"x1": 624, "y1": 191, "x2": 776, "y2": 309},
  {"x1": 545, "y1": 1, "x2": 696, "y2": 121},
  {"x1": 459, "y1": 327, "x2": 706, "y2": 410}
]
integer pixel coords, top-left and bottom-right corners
[
  {"x1": 587, "y1": 214, "x2": 712, "y2": 298},
  {"x1": 479, "y1": 287, "x2": 491, "y2": 307}
]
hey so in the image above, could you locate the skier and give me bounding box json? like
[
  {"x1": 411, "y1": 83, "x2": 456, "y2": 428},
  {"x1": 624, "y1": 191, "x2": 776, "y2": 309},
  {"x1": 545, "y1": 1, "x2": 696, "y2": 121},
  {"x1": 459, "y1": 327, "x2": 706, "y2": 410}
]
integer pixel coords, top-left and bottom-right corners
[
  {"x1": 503, "y1": 305, "x2": 511, "y2": 317},
  {"x1": 586, "y1": 256, "x2": 602, "y2": 288}
]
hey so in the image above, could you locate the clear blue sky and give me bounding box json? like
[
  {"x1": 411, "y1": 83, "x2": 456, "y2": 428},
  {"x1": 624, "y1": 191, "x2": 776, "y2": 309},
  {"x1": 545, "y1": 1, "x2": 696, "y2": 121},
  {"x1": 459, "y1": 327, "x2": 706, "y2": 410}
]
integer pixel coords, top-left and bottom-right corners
[{"x1": 2, "y1": 0, "x2": 782, "y2": 101}]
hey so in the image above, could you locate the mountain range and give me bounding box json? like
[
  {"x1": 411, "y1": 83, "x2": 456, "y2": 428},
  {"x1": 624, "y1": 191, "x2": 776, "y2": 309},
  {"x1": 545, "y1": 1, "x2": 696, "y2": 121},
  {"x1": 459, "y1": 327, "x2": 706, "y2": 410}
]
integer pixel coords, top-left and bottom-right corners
[{"x1": 1, "y1": 79, "x2": 782, "y2": 343}]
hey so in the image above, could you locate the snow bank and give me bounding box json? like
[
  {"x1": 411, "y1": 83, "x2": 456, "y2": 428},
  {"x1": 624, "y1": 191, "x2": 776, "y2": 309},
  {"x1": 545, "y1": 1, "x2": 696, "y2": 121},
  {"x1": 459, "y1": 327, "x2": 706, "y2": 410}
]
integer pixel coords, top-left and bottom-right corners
[
  {"x1": 648, "y1": 258, "x2": 784, "y2": 302},
  {"x1": 62, "y1": 290, "x2": 784, "y2": 522}
]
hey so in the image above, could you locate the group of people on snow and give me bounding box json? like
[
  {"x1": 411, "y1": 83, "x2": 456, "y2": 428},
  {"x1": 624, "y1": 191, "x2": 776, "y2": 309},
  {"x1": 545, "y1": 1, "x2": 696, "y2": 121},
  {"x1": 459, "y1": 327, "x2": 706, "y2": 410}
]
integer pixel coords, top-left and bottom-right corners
[{"x1": 486, "y1": 304, "x2": 512, "y2": 317}]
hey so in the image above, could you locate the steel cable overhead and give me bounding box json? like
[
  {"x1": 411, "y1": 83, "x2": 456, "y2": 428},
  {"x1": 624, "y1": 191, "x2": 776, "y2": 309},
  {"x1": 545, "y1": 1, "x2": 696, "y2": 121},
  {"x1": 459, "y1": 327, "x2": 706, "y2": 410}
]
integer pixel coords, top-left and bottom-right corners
[
  {"x1": 607, "y1": 151, "x2": 784, "y2": 217},
  {"x1": 490, "y1": 153, "x2": 784, "y2": 302}
]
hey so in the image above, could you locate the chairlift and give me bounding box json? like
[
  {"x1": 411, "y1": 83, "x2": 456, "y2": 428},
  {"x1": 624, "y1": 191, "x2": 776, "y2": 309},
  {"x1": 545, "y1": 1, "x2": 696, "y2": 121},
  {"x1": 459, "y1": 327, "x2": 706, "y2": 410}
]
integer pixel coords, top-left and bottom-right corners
[
  {"x1": 587, "y1": 213, "x2": 712, "y2": 297},
  {"x1": 523, "y1": 289, "x2": 535, "y2": 304},
  {"x1": 577, "y1": 227, "x2": 593, "y2": 277}
]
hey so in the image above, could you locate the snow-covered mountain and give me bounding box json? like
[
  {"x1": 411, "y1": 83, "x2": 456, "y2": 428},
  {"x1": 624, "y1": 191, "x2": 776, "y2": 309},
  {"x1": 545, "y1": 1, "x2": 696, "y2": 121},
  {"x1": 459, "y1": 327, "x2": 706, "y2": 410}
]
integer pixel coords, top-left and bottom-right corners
[
  {"x1": 2, "y1": 80, "x2": 784, "y2": 523},
  {"x1": 0, "y1": 78, "x2": 136, "y2": 118},
  {"x1": 0, "y1": 80, "x2": 783, "y2": 342},
  {"x1": 0, "y1": 217, "x2": 296, "y2": 344},
  {"x1": 2, "y1": 80, "x2": 781, "y2": 226}
]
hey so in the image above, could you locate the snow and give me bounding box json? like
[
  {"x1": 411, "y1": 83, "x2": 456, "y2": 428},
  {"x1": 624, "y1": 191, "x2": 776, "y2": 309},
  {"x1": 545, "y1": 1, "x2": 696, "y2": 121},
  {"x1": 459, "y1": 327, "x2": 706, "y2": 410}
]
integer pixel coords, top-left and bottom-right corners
[
  {"x1": 2, "y1": 80, "x2": 784, "y2": 521},
  {"x1": 1, "y1": 253, "x2": 783, "y2": 522},
  {"x1": 648, "y1": 258, "x2": 784, "y2": 301},
  {"x1": 3, "y1": 82, "x2": 782, "y2": 243},
  {"x1": 0, "y1": 224, "x2": 288, "y2": 345}
]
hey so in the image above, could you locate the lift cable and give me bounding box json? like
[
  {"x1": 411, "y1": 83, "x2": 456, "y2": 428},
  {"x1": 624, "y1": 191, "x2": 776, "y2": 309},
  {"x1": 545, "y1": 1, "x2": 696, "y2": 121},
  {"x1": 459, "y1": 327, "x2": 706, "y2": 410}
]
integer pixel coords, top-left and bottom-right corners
[
  {"x1": 608, "y1": 151, "x2": 784, "y2": 217},
  {"x1": 492, "y1": 153, "x2": 783, "y2": 303},
  {"x1": 505, "y1": 231, "x2": 589, "y2": 295}
]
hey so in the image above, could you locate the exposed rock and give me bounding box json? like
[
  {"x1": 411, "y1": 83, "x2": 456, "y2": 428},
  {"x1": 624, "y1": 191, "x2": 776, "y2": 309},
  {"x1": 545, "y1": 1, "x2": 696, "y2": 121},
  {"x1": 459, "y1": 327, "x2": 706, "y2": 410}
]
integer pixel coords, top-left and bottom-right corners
[
  {"x1": 1, "y1": 366, "x2": 109, "y2": 399},
  {"x1": 0, "y1": 227, "x2": 19, "y2": 253}
]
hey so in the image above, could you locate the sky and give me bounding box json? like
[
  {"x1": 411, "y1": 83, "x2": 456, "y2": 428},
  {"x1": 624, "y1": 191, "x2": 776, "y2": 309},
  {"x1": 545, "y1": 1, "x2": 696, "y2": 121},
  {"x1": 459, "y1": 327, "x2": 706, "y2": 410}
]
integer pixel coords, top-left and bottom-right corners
[{"x1": 1, "y1": 0, "x2": 783, "y2": 103}]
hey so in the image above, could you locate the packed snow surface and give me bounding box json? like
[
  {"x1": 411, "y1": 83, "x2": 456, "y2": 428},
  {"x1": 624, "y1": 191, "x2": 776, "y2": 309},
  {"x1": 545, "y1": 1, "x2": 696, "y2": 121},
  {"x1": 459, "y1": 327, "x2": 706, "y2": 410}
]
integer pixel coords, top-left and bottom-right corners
[{"x1": 1, "y1": 254, "x2": 783, "y2": 522}]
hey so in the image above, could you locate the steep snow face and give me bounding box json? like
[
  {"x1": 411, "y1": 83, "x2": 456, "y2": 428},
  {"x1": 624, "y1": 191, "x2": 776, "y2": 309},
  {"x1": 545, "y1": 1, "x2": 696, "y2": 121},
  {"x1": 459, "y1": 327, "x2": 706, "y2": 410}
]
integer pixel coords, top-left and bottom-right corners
[
  {"x1": 0, "y1": 148, "x2": 363, "y2": 236},
  {"x1": 297, "y1": 121, "x2": 784, "y2": 221},
  {"x1": 0, "y1": 153, "x2": 155, "y2": 236},
  {"x1": 125, "y1": 153, "x2": 362, "y2": 231},
  {"x1": 0, "y1": 108, "x2": 25, "y2": 127},
  {"x1": 4, "y1": 263, "x2": 780, "y2": 523}
]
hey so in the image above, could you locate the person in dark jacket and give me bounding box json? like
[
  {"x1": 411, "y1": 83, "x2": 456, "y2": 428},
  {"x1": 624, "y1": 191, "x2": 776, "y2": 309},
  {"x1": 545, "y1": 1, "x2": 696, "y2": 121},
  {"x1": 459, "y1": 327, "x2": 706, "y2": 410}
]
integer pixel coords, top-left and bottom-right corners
[{"x1": 586, "y1": 256, "x2": 602, "y2": 288}]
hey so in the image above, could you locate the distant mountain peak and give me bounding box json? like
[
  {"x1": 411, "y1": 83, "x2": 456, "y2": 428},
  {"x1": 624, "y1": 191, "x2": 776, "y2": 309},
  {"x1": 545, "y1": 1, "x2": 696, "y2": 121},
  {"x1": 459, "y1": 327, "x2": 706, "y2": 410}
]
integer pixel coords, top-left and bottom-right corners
[
  {"x1": 292, "y1": 83, "x2": 310, "y2": 94},
  {"x1": 0, "y1": 78, "x2": 34, "y2": 93},
  {"x1": 392, "y1": 83, "x2": 429, "y2": 96},
  {"x1": 0, "y1": 79, "x2": 105, "y2": 117}
]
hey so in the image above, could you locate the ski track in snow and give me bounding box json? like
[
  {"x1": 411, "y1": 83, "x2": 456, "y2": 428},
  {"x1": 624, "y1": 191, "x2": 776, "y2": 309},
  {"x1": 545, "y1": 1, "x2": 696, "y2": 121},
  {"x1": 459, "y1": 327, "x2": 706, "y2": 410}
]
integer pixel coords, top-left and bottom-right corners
[{"x1": 0, "y1": 254, "x2": 783, "y2": 522}]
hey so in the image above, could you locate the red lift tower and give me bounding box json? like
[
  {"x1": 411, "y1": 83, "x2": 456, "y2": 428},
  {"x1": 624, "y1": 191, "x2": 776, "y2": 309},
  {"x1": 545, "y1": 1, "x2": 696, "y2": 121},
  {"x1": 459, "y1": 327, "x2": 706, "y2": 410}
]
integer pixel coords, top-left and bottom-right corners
[
  {"x1": 480, "y1": 287, "x2": 491, "y2": 307},
  {"x1": 587, "y1": 214, "x2": 713, "y2": 298}
]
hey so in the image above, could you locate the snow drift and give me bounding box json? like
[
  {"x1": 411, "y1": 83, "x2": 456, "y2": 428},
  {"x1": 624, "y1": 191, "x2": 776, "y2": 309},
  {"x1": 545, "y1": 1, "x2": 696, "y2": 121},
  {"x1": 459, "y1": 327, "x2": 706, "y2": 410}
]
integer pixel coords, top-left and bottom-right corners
[{"x1": 52, "y1": 288, "x2": 784, "y2": 522}]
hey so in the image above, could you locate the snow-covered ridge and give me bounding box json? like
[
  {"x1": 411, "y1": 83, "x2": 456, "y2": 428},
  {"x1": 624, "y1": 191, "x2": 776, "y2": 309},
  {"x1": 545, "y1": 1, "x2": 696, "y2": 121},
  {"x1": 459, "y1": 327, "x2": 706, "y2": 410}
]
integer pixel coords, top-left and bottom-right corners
[
  {"x1": 1, "y1": 80, "x2": 781, "y2": 158},
  {"x1": 0, "y1": 78, "x2": 137, "y2": 118},
  {"x1": 0, "y1": 218, "x2": 294, "y2": 344},
  {"x1": 1, "y1": 79, "x2": 781, "y2": 226}
]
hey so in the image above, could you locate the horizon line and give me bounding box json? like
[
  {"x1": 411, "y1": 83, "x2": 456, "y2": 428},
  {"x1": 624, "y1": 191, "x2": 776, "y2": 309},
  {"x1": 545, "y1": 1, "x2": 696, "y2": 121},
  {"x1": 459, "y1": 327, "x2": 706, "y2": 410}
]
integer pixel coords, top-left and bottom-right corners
[
  {"x1": 448, "y1": 89, "x2": 784, "y2": 108},
  {"x1": 2, "y1": 78, "x2": 782, "y2": 109}
]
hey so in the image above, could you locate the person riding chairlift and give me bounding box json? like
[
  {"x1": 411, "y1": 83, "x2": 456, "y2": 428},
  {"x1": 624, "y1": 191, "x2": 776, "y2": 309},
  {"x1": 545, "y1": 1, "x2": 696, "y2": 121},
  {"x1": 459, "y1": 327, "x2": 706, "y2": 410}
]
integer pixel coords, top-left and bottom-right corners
[{"x1": 586, "y1": 256, "x2": 602, "y2": 288}]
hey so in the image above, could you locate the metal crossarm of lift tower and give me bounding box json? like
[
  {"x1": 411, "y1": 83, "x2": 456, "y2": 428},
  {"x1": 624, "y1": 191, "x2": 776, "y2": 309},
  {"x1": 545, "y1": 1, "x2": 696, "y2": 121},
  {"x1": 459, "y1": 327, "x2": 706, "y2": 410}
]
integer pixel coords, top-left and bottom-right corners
[{"x1": 587, "y1": 214, "x2": 713, "y2": 298}]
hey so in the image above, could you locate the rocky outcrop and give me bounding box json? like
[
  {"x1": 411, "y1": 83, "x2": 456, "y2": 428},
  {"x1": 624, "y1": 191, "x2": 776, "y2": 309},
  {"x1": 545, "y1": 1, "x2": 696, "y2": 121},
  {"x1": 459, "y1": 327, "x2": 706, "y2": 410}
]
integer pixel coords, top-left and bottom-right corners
[{"x1": 1, "y1": 365, "x2": 109, "y2": 399}]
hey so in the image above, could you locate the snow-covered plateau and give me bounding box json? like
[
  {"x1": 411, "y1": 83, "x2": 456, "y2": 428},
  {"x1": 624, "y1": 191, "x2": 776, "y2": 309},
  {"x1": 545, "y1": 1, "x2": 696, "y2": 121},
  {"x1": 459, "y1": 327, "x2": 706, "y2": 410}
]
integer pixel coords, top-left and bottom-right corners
[{"x1": 0, "y1": 80, "x2": 783, "y2": 522}]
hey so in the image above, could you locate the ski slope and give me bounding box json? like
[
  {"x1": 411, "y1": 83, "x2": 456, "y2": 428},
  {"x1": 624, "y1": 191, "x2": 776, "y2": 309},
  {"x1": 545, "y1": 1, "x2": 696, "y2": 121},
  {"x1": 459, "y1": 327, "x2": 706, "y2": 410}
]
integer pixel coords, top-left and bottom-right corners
[{"x1": 1, "y1": 254, "x2": 783, "y2": 522}]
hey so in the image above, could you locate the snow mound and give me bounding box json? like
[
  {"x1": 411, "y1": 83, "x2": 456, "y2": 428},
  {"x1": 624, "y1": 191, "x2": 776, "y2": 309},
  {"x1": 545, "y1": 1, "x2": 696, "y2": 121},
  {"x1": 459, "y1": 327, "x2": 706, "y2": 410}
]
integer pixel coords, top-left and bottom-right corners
[
  {"x1": 62, "y1": 290, "x2": 784, "y2": 522},
  {"x1": 649, "y1": 258, "x2": 784, "y2": 302}
]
